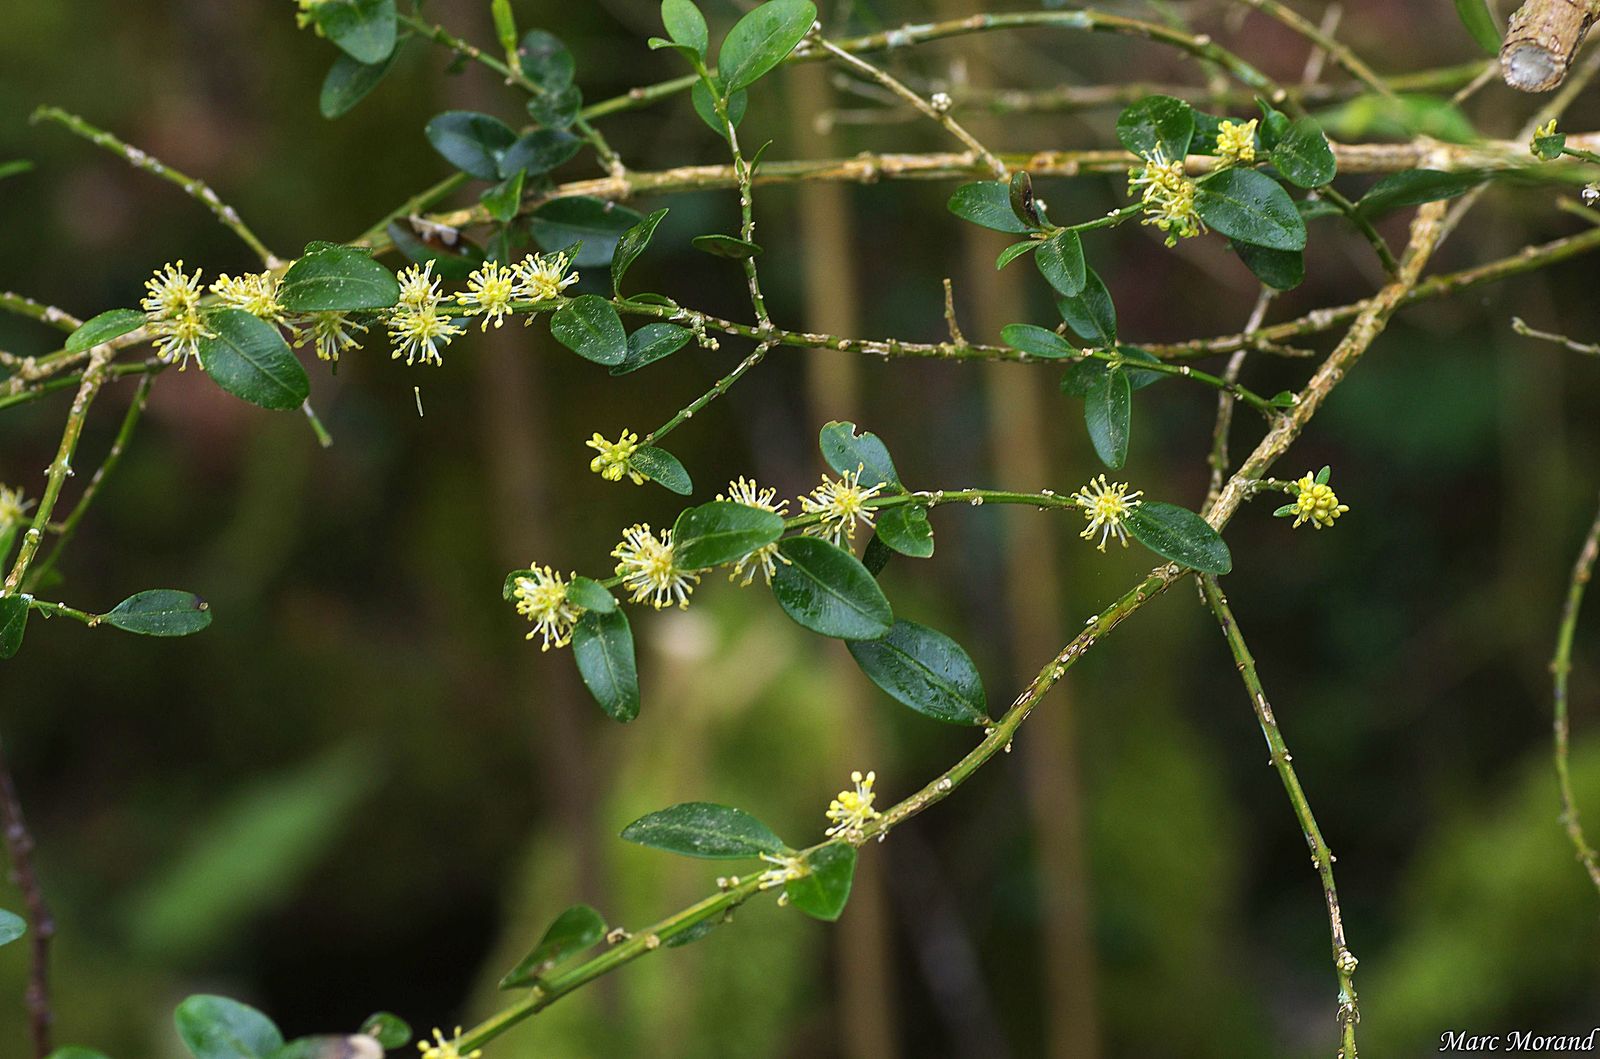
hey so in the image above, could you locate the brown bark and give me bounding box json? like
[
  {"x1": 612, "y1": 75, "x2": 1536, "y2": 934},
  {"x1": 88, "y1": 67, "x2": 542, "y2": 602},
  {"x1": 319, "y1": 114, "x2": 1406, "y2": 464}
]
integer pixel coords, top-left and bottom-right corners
[{"x1": 1502, "y1": 0, "x2": 1598, "y2": 90}]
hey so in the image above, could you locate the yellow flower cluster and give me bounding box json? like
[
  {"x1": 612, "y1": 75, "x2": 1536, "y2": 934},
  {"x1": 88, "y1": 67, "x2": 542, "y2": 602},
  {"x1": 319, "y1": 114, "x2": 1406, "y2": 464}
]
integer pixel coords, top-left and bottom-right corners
[
  {"x1": 1127, "y1": 148, "x2": 1205, "y2": 246},
  {"x1": 1215, "y1": 118, "x2": 1258, "y2": 166}
]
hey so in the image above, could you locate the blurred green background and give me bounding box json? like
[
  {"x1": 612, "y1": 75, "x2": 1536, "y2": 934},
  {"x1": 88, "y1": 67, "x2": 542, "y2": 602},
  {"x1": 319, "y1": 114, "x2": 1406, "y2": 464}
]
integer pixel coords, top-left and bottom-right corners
[{"x1": 2, "y1": 1, "x2": 1599, "y2": 1056}]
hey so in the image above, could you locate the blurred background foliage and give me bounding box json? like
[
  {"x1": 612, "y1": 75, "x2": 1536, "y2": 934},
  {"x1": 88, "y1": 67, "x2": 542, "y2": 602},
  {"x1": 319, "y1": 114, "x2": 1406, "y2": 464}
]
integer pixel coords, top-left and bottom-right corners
[{"x1": 1, "y1": 0, "x2": 1598, "y2": 1056}]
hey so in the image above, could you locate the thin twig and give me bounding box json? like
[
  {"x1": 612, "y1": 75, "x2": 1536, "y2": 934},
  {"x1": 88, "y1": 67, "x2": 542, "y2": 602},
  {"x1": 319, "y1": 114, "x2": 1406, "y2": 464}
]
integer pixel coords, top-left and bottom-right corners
[{"x1": 1550, "y1": 489, "x2": 1600, "y2": 896}]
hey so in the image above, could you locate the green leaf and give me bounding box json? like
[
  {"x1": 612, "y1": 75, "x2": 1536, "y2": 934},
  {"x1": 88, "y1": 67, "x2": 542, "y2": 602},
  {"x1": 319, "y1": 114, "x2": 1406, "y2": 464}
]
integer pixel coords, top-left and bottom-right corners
[
  {"x1": 0, "y1": 908, "x2": 24, "y2": 946},
  {"x1": 279, "y1": 246, "x2": 399, "y2": 312},
  {"x1": 566, "y1": 576, "x2": 617, "y2": 613},
  {"x1": 995, "y1": 240, "x2": 1039, "y2": 270},
  {"x1": 319, "y1": 45, "x2": 401, "y2": 119},
  {"x1": 500, "y1": 129, "x2": 582, "y2": 179},
  {"x1": 1255, "y1": 98, "x2": 1292, "y2": 150},
  {"x1": 874, "y1": 505, "x2": 934, "y2": 558},
  {"x1": 103, "y1": 590, "x2": 212, "y2": 637},
  {"x1": 550, "y1": 295, "x2": 627, "y2": 365},
  {"x1": 1318, "y1": 94, "x2": 1477, "y2": 145},
  {"x1": 529, "y1": 196, "x2": 644, "y2": 268},
  {"x1": 819, "y1": 421, "x2": 901, "y2": 491},
  {"x1": 1055, "y1": 268, "x2": 1117, "y2": 347},
  {"x1": 1125, "y1": 501, "x2": 1232, "y2": 574},
  {"x1": 1034, "y1": 229, "x2": 1086, "y2": 296},
  {"x1": 499, "y1": 904, "x2": 607, "y2": 988},
  {"x1": 310, "y1": 0, "x2": 397, "y2": 65},
  {"x1": 480, "y1": 170, "x2": 526, "y2": 225},
  {"x1": 0, "y1": 596, "x2": 27, "y2": 660},
  {"x1": 691, "y1": 234, "x2": 763, "y2": 258},
  {"x1": 947, "y1": 181, "x2": 1032, "y2": 233},
  {"x1": 1532, "y1": 130, "x2": 1566, "y2": 161},
  {"x1": 528, "y1": 83, "x2": 583, "y2": 130},
  {"x1": 1270, "y1": 117, "x2": 1337, "y2": 188},
  {"x1": 847, "y1": 619, "x2": 986, "y2": 725},
  {"x1": 66, "y1": 309, "x2": 145, "y2": 353},
  {"x1": 1060, "y1": 346, "x2": 1164, "y2": 396},
  {"x1": 197, "y1": 310, "x2": 310, "y2": 412},
  {"x1": 1273, "y1": 502, "x2": 1298, "y2": 518},
  {"x1": 611, "y1": 208, "x2": 669, "y2": 295},
  {"x1": 424, "y1": 110, "x2": 517, "y2": 180},
  {"x1": 1232, "y1": 241, "x2": 1304, "y2": 291},
  {"x1": 691, "y1": 79, "x2": 747, "y2": 139},
  {"x1": 1194, "y1": 168, "x2": 1307, "y2": 251},
  {"x1": 572, "y1": 608, "x2": 639, "y2": 722},
  {"x1": 785, "y1": 844, "x2": 857, "y2": 921},
  {"x1": 671, "y1": 501, "x2": 785, "y2": 569},
  {"x1": 718, "y1": 0, "x2": 817, "y2": 92},
  {"x1": 628, "y1": 445, "x2": 692, "y2": 495},
  {"x1": 1000, "y1": 323, "x2": 1073, "y2": 359},
  {"x1": 1454, "y1": 0, "x2": 1501, "y2": 54},
  {"x1": 770, "y1": 537, "x2": 893, "y2": 639},
  {"x1": 519, "y1": 29, "x2": 575, "y2": 90},
  {"x1": 621, "y1": 802, "x2": 788, "y2": 859},
  {"x1": 611, "y1": 322, "x2": 692, "y2": 375},
  {"x1": 174, "y1": 995, "x2": 284, "y2": 1059},
  {"x1": 1355, "y1": 169, "x2": 1491, "y2": 218},
  {"x1": 1116, "y1": 95, "x2": 1195, "y2": 162},
  {"x1": 358, "y1": 1014, "x2": 410, "y2": 1049},
  {"x1": 1084, "y1": 366, "x2": 1132, "y2": 469},
  {"x1": 662, "y1": 0, "x2": 710, "y2": 56}
]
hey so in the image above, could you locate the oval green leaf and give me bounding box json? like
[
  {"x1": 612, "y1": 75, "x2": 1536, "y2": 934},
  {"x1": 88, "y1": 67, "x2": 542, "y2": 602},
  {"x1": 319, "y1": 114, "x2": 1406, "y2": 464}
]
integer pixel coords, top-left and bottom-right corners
[
  {"x1": 280, "y1": 246, "x2": 399, "y2": 312},
  {"x1": 1116, "y1": 95, "x2": 1195, "y2": 162},
  {"x1": 847, "y1": 619, "x2": 987, "y2": 725},
  {"x1": 819, "y1": 421, "x2": 901, "y2": 491},
  {"x1": 174, "y1": 994, "x2": 284, "y2": 1059},
  {"x1": 1124, "y1": 501, "x2": 1233, "y2": 574},
  {"x1": 1055, "y1": 268, "x2": 1118, "y2": 347},
  {"x1": 1233, "y1": 241, "x2": 1304, "y2": 291},
  {"x1": 874, "y1": 504, "x2": 934, "y2": 558},
  {"x1": 1270, "y1": 117, "x2": 1337, "y2": 189},
  {"x1": 771, "y1": 537, "x2": 892, "y2": 639},
  {"x1": 319, "y1": 45, "x2": 401, "y2": 120},
  {"x1": 718, "y1": 0, "x2": 817, "y2": 92},
  {"x1": 620, "y1": 801, "x2": 788, "y2": 859},
  {"x1": 0, "y1": 596, "x2": 26, "y2": 660},
  {"x1": 572, "y1": 608, "x2": 639, "y2": 722},
  {"x1": 627, "y1": 444, "x2": 692, "y2": 495},
  {"x1": 103, "y1": 589, "x2": 212, "y2": 637},
  {"x1": 66, "y1": 309, "x2": 144, "y2": 354},
  {"x1": 197, "y1": 310, "x2": 310, "y2": 412},
  {"x1": 947, "y1": 181, "x2": 1032, "y2": 233},
  {"x1": 785, "y1": 843, "x2": 857, "y2": 921},
  {"x1": 550, "y1": 295, "x2": 627, "y2": 365},
  {"x1": 310, "y1": 0, "x2": 397, "y2": 65},
  {"x1": 499, "y1": 904, "x2": 607, "y2": 988},
  {"x1": 1034, "y1": 229, "x2": 1086, "y2": 296},
  {"x1": 1000, "y1": 323, "x2": 1074, "y2": 360},
  {"x1": 1084, "y1": 365, "x2": 1132, "y2": 469},
  {"x1": 0, "y1": 908, "x2": 23, "y2": 947},
  {"x1": 691, "y1": 233, "x2": 763, "y2": 259},
  {"x1": 672, "y1": 501, "x2": 785, "y2": 569},
  {"x1": 662, "y1": 0, "x2": 710, "y2": 55},
  {"x1": 424, "y1": 110, "x2": 517, "y2": 180},
  {"x1": 1194, "y1": 168, "x2": 1307, "y2": 251},
  {"x1": 611, "y1": 322, "x2": 692, "y2": 376},
  {"x1": 357, "y1": 1014, "x2": 411, "y2": 1049},
  {"x1": 611, "y1": 208, "x2": 669, "y2": 296},
  {"x1": 566, "y1": 576, "x2": 617, "y2": 614}
]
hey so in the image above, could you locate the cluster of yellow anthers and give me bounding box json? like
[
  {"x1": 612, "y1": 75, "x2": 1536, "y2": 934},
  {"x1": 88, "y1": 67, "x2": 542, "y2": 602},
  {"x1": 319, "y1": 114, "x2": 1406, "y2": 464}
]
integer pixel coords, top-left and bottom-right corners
[
  {"x1": 417, "y1": 1027, "x2": 480, "y2": 1059},
  {"x1": 141, "y1": 261, "x2": 214, "y2": 370},
  {"x1": 719, "y1": 476, "x2": 791, "y2": 585},
  {"x1": 586, "y1": 431, "x2": 644, "y2": 484},
  {"x1": 1532, "y1": 118, "x2": 1559, "y2": 155},
  {"x1": 1215, "y1": 118, "x2": 1258, "y2": 167},
  {"x1": 824, "y1": 770, "x2": 882, "y2": 841},
  {"x1": 757, "y1": 852, "x2": 807, "y2": 902},
  {"x1": 612, "y1": 523, "x2": 700, "y2": 610},
  {"x1": 390, "y1": 262, "x2": 464, "y2": 367},
  {"x1": 511, "y1": 565, "x2": 581, "y2": 651},
  {"x1": 1127, "y1": 147, "x2": 1205, "y2": 247},
  {"x1": 0, "y1": 483, "x2": 33, "y2": 533},
  {"x1": 1291, "y1": 472, "x2": 1350, "y2": 530},
  {"x1": 800, "y1": 466, "x2": 884, "y2": 545},
  {"x1": 1071, "y1": 474, "x2": 1143, "y2": 552},
  {"x1": 456, "y1": 251, "x2": 579, "y2": 331}
]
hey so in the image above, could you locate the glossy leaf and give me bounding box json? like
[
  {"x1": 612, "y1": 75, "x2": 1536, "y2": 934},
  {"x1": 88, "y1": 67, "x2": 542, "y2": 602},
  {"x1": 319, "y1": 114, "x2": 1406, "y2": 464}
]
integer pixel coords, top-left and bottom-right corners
[
  {"x1": 480, "y1": 170, "x2": 525, "y2": 225},
  {"x1": 310, "y1": 0, "x2": 397, "y2": 65},
  {"x1": 628, "y1": 444, "x2": 692, "y2": 495},
  {"x1": 947, "y1": 181, "x2": 1032, "y2": 233},
  {"x1": 1454, "y1": 0, "x2": 1501, "y2": 54},
  {"x1": 500, "y1": 129, "x2": 581, "y2": 179},
  {"x1": 692, "y1": 233, "x2": 762, "y2": 258},
  {"x1": 1008, "y1": 170, "x2": 1042, "y2": 228},
  {"x1": 572, "y1": 608, "x2": 639, "y2": 722},
  {"x1": 319, "y1": 45, "x2": 400, "y2": 119},
  {"x1": 174, "y1": 995, "x2": 284, "y2": 1059},
  {"x1": 357, "y1": 1014, "x2": 410, "y2": 1049},
  {"x1": 1061, "y1": 346, "x2": 1164, "y2": 397},
  {"x1": 819, "y1": 421, "x2": 901, "y2": 490},
  {"x1": 566, "y1": 576, "x2": 617, "y2": 614},
  {"x1": 621, "y1": 802, "x2": 788, "y2": 858},
  {"x1": 785, "y1": 844, "x2": 857, "y2": 921},
  {"x1": 424, "y1": 110, "x2": 516, "y2": 180},
  {"x1": 611, "y1": 208, "x2": 669, "y2": 295},
  {"x1": 528, "y1": 82, "x2": 583, "y2": 130},
  {"x1": 662, "y1": 0, "x2": 710, "y2": 55},
  {"x1": 280, "y1": 246, "x2": 399, "y2": 312},
  {"x1": 1116, "y1": 95, "x2": 1195, "y2": 162},
  {"x1": 770, "y1": 537, "x2": 893, "y2": 639},
  {"x1": 874, "y1": 505, "x2": 934, "y2": 558},
  {"x1": 1355, "y1": 169, "x2": 1490, "y2": 218},
  {"x1": 1270, "y1": 117, "x2": 1337, "y2": 188},
  {"x1": 611, "y1": 322, "x2": 691, "y2": 375},
  {"x1": 66, "y1": 309, "x2": 144, "y2": 353},
  {"x1": 995, "y1": 240, "x2": 1039, "y2": 270},
  {"x1": 519, "y1": 29, "x2": 575, "y2": 90},
  {"x1": 1084, "y1": 366, "x2": 1132, "y2": 469},
  {"x1": 1194, "y1": 168, "x2": 1306, "y2": 251},
  {"x1": 1055, "y1": 268, "x2": 1118, "y2": 347},
  {"x1": 104, "y1": 590, "x2": 212, "y2": 637},
  {"x1": 672, "y1": 501, "x2": 785, "y2": 569},
  {"x1": 847, "y1": 619, "x2": 987, "y2": 725},
  {"x1": 1125, "y1": 501, "x2": 1232, "y2": 574},
  {"x1": 550, "y1": 295, "x2": 627, "y2": 365},
  {"x1": 718, "y1": 0, "x2": 817, "y2": 92},
  {"x1": 529, "y1": 196, "x2": 644, "y2": 268},
  {"x1": 1000, "y1": 323, "x2": 1074, "y2": 359},
  {"x1": 0, "y1": 596, "x2": 25, "y2": 660},
  {"x1": 198, "y1": 310, "x2": 310, "y2": 412},
  {"x1": 691, "y1": 79, "x2": 747, "y2": 139},
  {"x1": 1034, "y1": 229, "x2": 1086, "y2": 296},
  {"x1": 499, "y1": 904, "x2": 607, "y2": 988},
  {"x1": 1232, "y1": 241, "x2": 1304, "y2": 291}
]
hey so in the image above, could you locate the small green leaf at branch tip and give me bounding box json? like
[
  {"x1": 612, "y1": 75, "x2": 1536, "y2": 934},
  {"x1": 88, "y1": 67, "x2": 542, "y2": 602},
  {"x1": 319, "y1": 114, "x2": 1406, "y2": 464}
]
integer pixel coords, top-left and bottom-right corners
[
  {"x1": 627, "y1": 444, "x2": 692, "y2": 495},
  {"x1": 499, "y1": 904, "x2": 607, "y2": 989},
  {"x1": 1315, "y1": 465, "x2": 1332, "y2": 485},
  {"x1": 551, "y1": 295, "x2": 627, "y2": 365},
  {"x1": 1116, "y1": 95, "x2": 1195, "y2": 163},
  {"x1": 66, "y1": 308, "x2": 145, "y2": 353},
  {"x1": 662, "y1": 0, "x2": 710, "y2": 56},
  {"x1": 1273, "y1": 503, "x2": 1298, "y2": 518},
  {"x1": 1001, "y1": 323, "x2": 1074, "y2": 360},
  {"x1": 717, "y1": 0, "x2": 817, "y2": 92},
  {"x1": 1453, "y1": 0, "x2": 1502, "y2": 55},
  {"x1": 770, "y1": 537, "x2": 893, "y2": 639},
  {"x1": 1084, "y1": 366, "x2": 1132, "y2": 469},
  {"x1": 104, "y1": 590, "x2": 212, "y2": 637},
  {"x1": 174, "y1": 994, "x2": 284, "y2": 1059},
  {"x1": 280, "y1": 246, "x2": 399, "y2": 312},
  {"x1": 785, "y1": 844, "x2": 857, "y2": 921},
  {"x1": 480, "y1": 170, "x2": 525, "y2": 225},
  {"x1": 566, "y1": 576, "x2": 617, "y2": 614},
  {"x1": 948, "y1": 181, "x2": 1033, "y2": 233},
  {"x1": 847, "y1": 619, "x2": 987, "y2": 725},
  {"x1": 612, "y1": 208, "x2": 669, "y2": 296},
  {"x1": 672, "y1": 501, "x2": 784, "y2": 569},
  {"x1": 1269, "y1": 117, "x2": 1337, "y2": 189},
  {"x1": 320, "y1": 45, "x2": 401, "y2": 120},
  {"x1": 621, "y1": 802, "x2": 789, "y2": 859},
  {"x1": 1125, "y1": 502, "x2": 1232, "y2": 574},
  {"x1": 358, "y1": 1013, "x2": 411, "y2": 1049},
  {"x1": 692, "y1": 234, "x2": 763, "y2": 259},
  {"x1": 309, "y1": 0, "x2": 397, "y2": 65},
  {"x1": 572, "y1": 608, "x2": 639, "y2": 722},
  {"x1": 198, "y1": 310, "x2": 311, "y2": 412},
  {"x1": 692, "y1": 80, "x2": 747, "y2": 139},
  {"x1": 995, "y1": 240, "x2": 1040, "y2": 270},
  {"x1": 819, "y1": 421, "x2": 902, "y2": 491},
  {"x1": 0, "y1": 908, "x2": 24, "y2": 946},
  {"x1": 0, "y1": 596, "x2": 27, "y2": 660},
  {"x1": 875, "y1": 505, "x2": 934, "y2": 558},
  {"x1": 1194, "y1": 168, "x2": 1307, "y2": 251}
]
